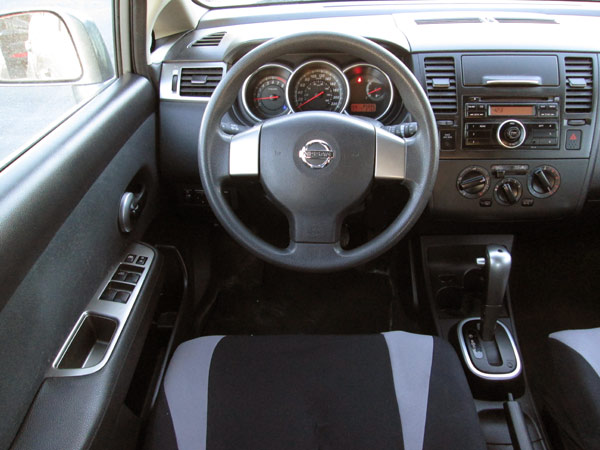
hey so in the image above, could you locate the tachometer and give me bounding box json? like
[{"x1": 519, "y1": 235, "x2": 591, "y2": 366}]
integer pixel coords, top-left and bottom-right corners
[
  {"x1": 343, "y1": 64, "x2": 393, "y2": 119},
  {"x1": 242, "y1": 64, "x2": 291, "y2": 121},
  {"x1": 287, "y1": 60, "x2": 349, "y2": 113}
]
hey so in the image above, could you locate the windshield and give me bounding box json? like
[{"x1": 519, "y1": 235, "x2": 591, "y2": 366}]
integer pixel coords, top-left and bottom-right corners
[{"x1": 194, "y1": 0, "x2": 599, "y2": 9}]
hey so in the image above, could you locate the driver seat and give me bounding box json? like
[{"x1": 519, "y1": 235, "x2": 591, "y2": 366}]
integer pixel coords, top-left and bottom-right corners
[{"x1": 144, "y1": 331, "x2": 486, "y2": 450}]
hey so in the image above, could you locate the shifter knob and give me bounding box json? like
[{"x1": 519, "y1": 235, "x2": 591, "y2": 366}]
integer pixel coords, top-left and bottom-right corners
[{"x1": 481, "y1": 245, "x2": 512, "y2": 341}]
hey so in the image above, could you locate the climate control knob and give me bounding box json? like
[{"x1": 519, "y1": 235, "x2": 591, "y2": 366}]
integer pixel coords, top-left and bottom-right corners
[
  {"x1": 497, "y1": 120, "x2": 526, "y2": 148},
  {"x1": 529, "y1": 165, "x2": 561, "y2": 198},
  {"x1": 457, "y1": 166, "x2": 490, "y2": 199},
  {"x1": 494, "y1": 178, "x2": 523, "y2": 205}
]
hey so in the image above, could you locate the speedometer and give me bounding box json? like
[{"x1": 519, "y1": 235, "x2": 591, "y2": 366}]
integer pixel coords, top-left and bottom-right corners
[{"x1": 287, "y1": 61, "x2": 349, "y2": 113}]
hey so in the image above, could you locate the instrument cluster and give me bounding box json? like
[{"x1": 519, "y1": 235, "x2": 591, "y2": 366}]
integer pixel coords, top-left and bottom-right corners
[{"x1": 241, "y1": 59, "x2": 395, "y2": 122}]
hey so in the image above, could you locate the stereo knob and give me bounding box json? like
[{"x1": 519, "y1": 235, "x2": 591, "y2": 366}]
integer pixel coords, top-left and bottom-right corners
[
  {"x1": 529, "y1": 165, "x2": 561, "y2": 198},
  {"x1": 497, "y1": 120, "x2": 526, "y2": 148},
  {"x1": 457, "y1": 166, "x2": 490, "y2": 199},
  {"x1": 494, "y1": 178, "x2": 522, "y2": 205}
]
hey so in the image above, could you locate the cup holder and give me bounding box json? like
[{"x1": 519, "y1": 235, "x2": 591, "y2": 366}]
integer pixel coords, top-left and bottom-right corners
[
  {"x1": 436, "y1": 286, "x2": 478, "y2": 317},
  {"x1": 436, "y1": 286, "x2": 463, "y2": 311}
]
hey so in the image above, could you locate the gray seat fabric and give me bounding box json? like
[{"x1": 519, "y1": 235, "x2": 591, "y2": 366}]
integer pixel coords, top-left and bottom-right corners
[
  {"x1": 549, "y1": 328, "x2": 600, "y2": 449},
  {"x1": 145, "y1": 331, "x2": 486, "y2": 450}
]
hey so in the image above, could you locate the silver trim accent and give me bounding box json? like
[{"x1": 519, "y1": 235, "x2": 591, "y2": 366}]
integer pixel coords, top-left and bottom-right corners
[
  {"x1": 484, "y1": 79, "x2": 542, "y2": 86},
  {"x1": 457, "y1": 318, "x2": 522, "y2": 381},
  {"x1": 48, "y1": 243, "x2": 155, "y2": 377},
  {"x1": 374, "y1": 128, "x2": 406, "y2": 179},
  {"x1": 286, "y1": 60, "x2": 351, "y2": 114},
  {"x1": 229, "y1": 126, "x2": 261, "y2": 176},
  {"x1": 241, "y1": 64, "x2": 292, "y2": 122},
  {"x1": 496, "y1": 119, "x2": 527, "y2": 149},
  {"x1": 343, "y1": 63, "x2": 394, "y2": 120},
  {"x1": 159, "y1": 62, "x2": 227, "y2": 102},
  {"x1": 298, "y1": 139, "x2": 335, "y2": 169}
]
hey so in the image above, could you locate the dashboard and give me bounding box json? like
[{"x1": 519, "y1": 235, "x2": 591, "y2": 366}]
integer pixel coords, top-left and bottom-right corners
[{"x1": 155, "y1": 0, "x2": 600, "y2": 222}]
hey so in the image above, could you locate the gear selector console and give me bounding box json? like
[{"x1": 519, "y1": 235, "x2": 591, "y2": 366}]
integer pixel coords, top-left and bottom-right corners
[{"x1": 418, "y1": 236, "x2": 522, "y2": 382}]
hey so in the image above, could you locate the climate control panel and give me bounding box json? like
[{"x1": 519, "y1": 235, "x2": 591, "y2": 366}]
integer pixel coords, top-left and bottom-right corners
[{"x1": 433, "y1": 159, "x2": 586, "y2": 220}]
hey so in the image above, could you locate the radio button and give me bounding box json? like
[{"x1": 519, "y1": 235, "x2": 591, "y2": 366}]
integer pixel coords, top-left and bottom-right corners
[
  {"x1": 497, "y1": 120, "x2": 526, "y2": 148},
  {"x1": 466, "y1": 123, "x2": 492, "y2": 130},
  {"x1": 532, "y1": 129, "x2": 557, "y2": 138}
]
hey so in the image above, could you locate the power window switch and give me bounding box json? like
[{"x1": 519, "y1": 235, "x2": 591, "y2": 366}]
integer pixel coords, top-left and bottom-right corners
[
  {"x1": 125, "y1": 273, "x2": 140, "y2": 284},
  {"x1": 125, "y1": 254, "x2": 136, "y2": 263},
  {"x1": 114, "y1": 291, "x2": 130, "y2": 304},
  {"x1": 100, "y1": 288, "x2": 117, "y2": 301},
  {"x1": 136, "y1": 256, "x2": 148, "y2": 265},
  {"x1": 113, "y1": 270, "x2": 128, "y2": 281}
]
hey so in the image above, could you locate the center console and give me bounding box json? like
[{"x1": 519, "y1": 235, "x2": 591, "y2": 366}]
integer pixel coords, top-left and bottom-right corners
[
  {"x1": 414, "y1": 52, "x2": 599, "y2": 220},
  {"x1": 415, "y1": 235, "x2": 548, "y2": 449}
]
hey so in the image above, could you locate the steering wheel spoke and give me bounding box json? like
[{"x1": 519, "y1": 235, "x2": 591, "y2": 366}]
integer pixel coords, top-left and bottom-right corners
[
  {"x1": 229, "y1": 125, "x2": 261, "y2": 177},
  {"x1": 374, "y1": 128, "x2": 407, "y2": 181},
  {"x1": 286, "y1": 241, "x2": 344, "y2": 263},
  {"x1": 289, "y1": 211, "x2": 342, "y2": 244}
]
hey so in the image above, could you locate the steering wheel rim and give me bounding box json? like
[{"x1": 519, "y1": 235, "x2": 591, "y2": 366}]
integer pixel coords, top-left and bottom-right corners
[{"x1": 199, "y1": 31, "x2": 439, "y2": 272}]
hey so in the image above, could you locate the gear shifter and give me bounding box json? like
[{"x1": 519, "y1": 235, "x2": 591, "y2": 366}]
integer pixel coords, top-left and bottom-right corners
[
  {"x1": 458, "y1": 244, "x2": 521, "y2": 381},
  {"x1": 480, "y1": 245, "x2": 512, "y2": 340}
]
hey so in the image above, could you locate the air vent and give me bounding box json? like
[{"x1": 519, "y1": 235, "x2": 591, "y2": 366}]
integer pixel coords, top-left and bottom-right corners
[
  {"x1": 564, "y1": 57, "x2": 593, "y2": 113},
  {"x1": 179, "y1": 67, "x2": 223, "y2": 97},
  {"x1": 423, "y1": 56, "x2": 458, "y2": 115},
  {"x1": 191, "y1": 32, "x2": 226, "y2": 47},
  {"x1": 416, "y1": 18, "x2": 482, "y2": 25},
  {"x1": 494, "y1": 18, "x2": 558, "y2": 24}
]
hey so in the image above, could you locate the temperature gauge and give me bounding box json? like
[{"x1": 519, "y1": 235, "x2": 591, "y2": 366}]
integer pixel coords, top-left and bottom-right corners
[{"x1": 344, "y1": 64, "x2": 394, "y2": 119}]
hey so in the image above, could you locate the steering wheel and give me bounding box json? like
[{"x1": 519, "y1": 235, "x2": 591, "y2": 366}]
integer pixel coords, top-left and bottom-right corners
[{"x1": 198, "y1": 32, "x2": 438, "y2": 272}]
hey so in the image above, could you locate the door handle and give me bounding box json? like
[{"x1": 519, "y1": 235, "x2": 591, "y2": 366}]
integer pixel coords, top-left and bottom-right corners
[{"x1": 119, "y1": 187, "x2": 145, "y2": 233}]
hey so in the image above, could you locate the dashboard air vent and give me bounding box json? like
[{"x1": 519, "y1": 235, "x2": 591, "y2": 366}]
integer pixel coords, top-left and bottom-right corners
[
  {"x1": 191, "y1": 32, "x2": 226, "y2": 47},
  {"x1": 423, "y1": 56, "x2": 457, "y2": 115},
  {"x1": 564, "y1": 57, "x2": 593, "y2": 113},
  {"x1": 179, "y1": 67, "x2": 223, "y2": 97},
  {"x1": 416, "y1": 18, "x2": 482, "y2": 25}
]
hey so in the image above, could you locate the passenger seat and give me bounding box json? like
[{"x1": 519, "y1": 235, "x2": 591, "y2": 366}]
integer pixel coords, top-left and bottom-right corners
[{"x1": 548, "y1": 328, "x2": 600, "y2": 449}]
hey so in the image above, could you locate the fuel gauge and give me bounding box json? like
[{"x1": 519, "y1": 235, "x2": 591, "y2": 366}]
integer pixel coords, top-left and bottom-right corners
[{"x1": 343, "y1": 64, "x2": 393, "y2": 119}]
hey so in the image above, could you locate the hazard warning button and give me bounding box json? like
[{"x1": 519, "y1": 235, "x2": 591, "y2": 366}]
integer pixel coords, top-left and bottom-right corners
[{"x1": 566, "y1": 130, "x2": 582, "y2": 150}]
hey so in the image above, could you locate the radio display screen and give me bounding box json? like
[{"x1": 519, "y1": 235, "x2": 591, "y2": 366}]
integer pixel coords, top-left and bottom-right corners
[{"x1": 489, "y1": 105, "x2": 535, "y2": 116}]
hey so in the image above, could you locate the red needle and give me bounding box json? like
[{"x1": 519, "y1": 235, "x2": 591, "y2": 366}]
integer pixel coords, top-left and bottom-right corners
[
  {"x1": 297, "y1": 91, "x2": 324, "y2": 109},
  {"x1": 254, "y1": 95, "x2": 279, "y2": 100},
  {"x1": 368, "y1": 87, "x2": 382, "y2": 95}
]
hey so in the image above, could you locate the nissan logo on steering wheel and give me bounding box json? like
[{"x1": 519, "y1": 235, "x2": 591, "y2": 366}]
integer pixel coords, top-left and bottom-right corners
[{"x1": 298, "y1": 139, "x2": 335, "y2": 169}]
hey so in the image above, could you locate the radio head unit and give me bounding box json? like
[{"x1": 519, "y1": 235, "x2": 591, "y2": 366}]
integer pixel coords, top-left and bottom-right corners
[{"x1": 463, "y1": 97, "x2": 560, "y2": 150}]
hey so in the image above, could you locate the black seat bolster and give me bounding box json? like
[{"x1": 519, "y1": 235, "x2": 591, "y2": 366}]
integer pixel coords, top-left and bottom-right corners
[{"x1": 549, "y1": 329, "x2": 600, "y2": 449}]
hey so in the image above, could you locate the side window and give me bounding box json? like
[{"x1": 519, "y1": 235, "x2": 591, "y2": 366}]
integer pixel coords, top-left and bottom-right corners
[{"x1": 0, "y1": 1, "x2": 116, "y2": 170}]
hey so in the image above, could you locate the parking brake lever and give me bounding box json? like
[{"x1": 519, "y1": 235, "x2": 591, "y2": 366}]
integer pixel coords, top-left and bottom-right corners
[{"x1": 480, "y1": 245, "x2": 512, "y2": 341}]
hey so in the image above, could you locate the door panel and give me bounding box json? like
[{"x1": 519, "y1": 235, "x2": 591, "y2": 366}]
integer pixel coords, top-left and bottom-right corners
[{"x1": 0, "y1": 74, "x2": 158, "y2": 449}]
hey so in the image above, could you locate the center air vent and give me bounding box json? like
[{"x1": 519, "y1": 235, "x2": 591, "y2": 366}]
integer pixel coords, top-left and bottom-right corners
[
  {"x1": 423, "y1": 56, "x2": 458, "y2": 115},
  {"x1": 179, "y1": 67, "x2": 223, "y2": 97},
  {"x1": 191, "y1": 31, "x2": 226, "y2": 47},
  {"x1": 564, "y1": 57, "x2": 593, "y2": 114}
]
